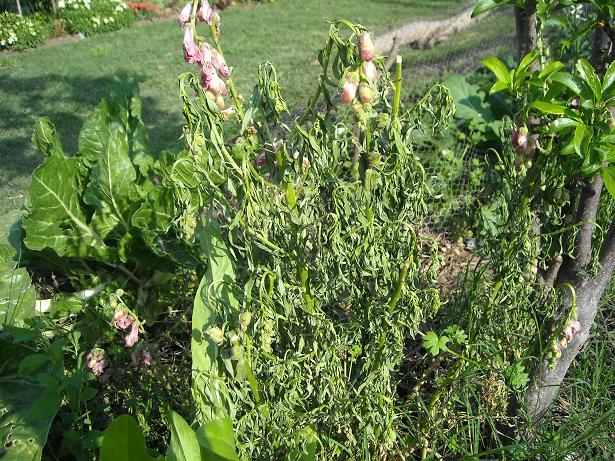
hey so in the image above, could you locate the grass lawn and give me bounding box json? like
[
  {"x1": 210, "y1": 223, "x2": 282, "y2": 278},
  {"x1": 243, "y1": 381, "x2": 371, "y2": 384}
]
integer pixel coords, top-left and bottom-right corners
[{"x1": 0, "y1": 0, "x2": 512, "y2": 213}]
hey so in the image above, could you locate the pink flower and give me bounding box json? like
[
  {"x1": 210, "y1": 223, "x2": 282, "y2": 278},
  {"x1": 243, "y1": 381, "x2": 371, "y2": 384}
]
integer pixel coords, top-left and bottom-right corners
[
  {"x1": 208, "y1": 72, "x2": 228, "y2": 95},
  {"x1": 512, "y1": 124, "x2": 528, "y2": 153},
  {"x1": 358, "y1": 82, "x2": 374, "y2": 104},
  {"x1": 362, "y1": 60, "x2": 377, "y2": 82},
  {"x1": 256, "y1": 152, "x2": 267, "y2": 167},
  {"x1": 569, "y1": 319, "x2": 581, "y2": 335},
  {"x1": 86, "y1": 349, "x2": 108, "y2": 377},
  {"x1": 212, "y1": 49, "x2": 231, "y2": 77},
  {"x1": 183, "y1": 27, "x2": 203, "y2": 64},
  {"x1": 302, "y1": 156, "x2": 310, "y2": 170},
  {"x1": 113, "y1": 310, "x2": 133, "y2": 330},
  {"x1": 177, "y1": 2, "x2": 193, "y2": 27},
  {"x1": 360, "y1": 32, "x2": 375, "y2": 62},
  {"x1": 130, "y1": 349, "x2": 153, "y2": 367},
  {"x1": 197, "y1": 0, "x2": 214, "y2": 24},
  {"x1": 201, "y1": 42, "x2": 212, "y2": 65},
  {"x1": 342, "y1": 81, "x2": 357, "y2": 104},
  {"x1": 125, "y1": 323, "x2": 140, "y2": 347},
  {"x1": 142, "y1": 350, "x2": 153, "y2": 366}
]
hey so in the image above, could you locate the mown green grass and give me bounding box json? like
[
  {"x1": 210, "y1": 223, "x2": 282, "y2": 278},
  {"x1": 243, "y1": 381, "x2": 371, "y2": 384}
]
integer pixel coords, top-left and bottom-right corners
[{"x1": 0, "y1": 0, "x2": 514, "y2": 213}]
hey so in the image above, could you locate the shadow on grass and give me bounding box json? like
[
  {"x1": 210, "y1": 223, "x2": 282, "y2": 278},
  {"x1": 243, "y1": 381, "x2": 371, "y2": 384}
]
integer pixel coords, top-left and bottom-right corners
[{"x1": 0, "y1": 71, "x2": 183, "y2": 210}]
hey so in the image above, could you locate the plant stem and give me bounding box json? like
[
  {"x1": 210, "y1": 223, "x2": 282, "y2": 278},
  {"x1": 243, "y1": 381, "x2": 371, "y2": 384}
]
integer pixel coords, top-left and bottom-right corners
[{"x1": 392, "y1": 55, "x2": 403, "y2": 122}]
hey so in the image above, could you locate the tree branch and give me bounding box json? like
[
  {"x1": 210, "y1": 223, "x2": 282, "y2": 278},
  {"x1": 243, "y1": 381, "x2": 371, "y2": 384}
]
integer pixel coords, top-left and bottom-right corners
[
  {"x1": 597, "y1": 218, "x2": 615, "y2": 290},
  {"x1": 572, "y1": 176, "x2": 603, "y2": 271}
]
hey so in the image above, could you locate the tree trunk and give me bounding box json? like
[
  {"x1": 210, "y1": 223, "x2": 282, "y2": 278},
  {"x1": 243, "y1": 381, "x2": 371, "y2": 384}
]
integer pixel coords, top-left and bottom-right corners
[
  {"x1": 514, "y1": 0, "x2": 537, "y2": 62},
  {"x1": 15, "y1": 0, "x2": 23, "y2": 16},
  {"x1": 522, "y1": 13, "x2": 614, "y2": 426},
  {"x1": 525, "y1": 218, "x2": 615, "y2": 423}
]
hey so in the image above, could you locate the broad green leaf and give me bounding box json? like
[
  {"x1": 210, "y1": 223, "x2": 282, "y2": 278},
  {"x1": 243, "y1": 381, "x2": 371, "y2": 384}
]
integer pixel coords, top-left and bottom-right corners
[
  {"x1": 574, "y1": 123, "x2": 586, "y2": 155},
  {"x1": 601, "y1": 167, "x2": 615, "y2": 199},
  {"x1": 538, "y1": 61, "x2": 565, "y2": 80},
  {"x1": 192, "y1": 218, "x2": 239, "y2": 421},
  {"x1": 78, "y1": 80, "x2": 153, "y2": 176},
  {"x1": 518, "y1": 50, "x2": 540, "y2": 73},
  {"x1": 602, "y1": 59, "x2": 615, "y2": 99},
  {"x1": 0, "y1": 336, "x2": 63, "y2": 461},
  {"x1": 0, "y1": 261, "x2": 35, "y2": 327},
  {"x1": 22, "y1": 156, "x2": 116, "y2": 261},
  {"x1": 576, "y1": 59, "x2": 601, "y2": 101},
  {"x1": 0, "y1": 209, "x2": 23, "y2": 262},
  {"x1": 132, "y1": 188, "x2": 200, "y2": 268},
  {"x1": 489, "y1": 80, "x2": 509, "y2": 95},
  {"x1": 482, "y1": 57, "x2": 510, "y2": 84},
  {"x1": 442, "y1": 74, "x2": 495, "y2": 124},
  {"x1": 83, "y1": 134, "x2": 140, "y2": 239},
  {"x1": 0, "y1": 387, "x2": 61, "y2": 461},
  {"x1": 471, "y1": 0, "x2": 499, "y2": 17},
  {"x1": 529, "y1": 100, "x2": 567, "y2": 115},
  {"x1": 31, "y1": 117, "x2": 63, "y2": 158},
  {"x1": 195, "y1": 418, "x2": 239, "y2": 461},
  {"x1": 166, "y1": 411, "x2": 201, "y2": 461},
  {"x1": 100, "y1": 415, "x2": 160, "y2": 461},
  {"x1": 548, "y1": 117, "x2": 579, "y2": 133},
  {"x1": 550, "y1": 71, "x2": 589, "y2": 98}
]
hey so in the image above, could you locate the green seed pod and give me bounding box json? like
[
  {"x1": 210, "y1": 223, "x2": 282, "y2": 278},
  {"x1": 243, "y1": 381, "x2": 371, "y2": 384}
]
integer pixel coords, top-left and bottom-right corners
[{"x1": 239, "y1": 312, "x2": 252, "y2": 331}]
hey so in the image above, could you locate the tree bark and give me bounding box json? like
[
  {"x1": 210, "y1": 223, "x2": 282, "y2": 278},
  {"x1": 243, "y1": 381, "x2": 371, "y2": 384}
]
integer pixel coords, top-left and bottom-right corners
[
  {"x1": 514, "y1": 0, "x2": 537, "y2": 62},
  {"x1": 15, "y1": 0, "x2": 23, "y2": 16},
  {"x1": 523, "y1": 13, "x2": 614, "y2": 426},
  {"x1": 571, "y1": 176, "x2": 603, "y2": 270}
]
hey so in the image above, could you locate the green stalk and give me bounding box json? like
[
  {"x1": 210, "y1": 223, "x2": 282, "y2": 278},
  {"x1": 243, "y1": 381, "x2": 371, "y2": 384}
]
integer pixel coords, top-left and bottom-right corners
[
  {"x1": 392, "y1": 55, "x2": 403, "y2": 122},
  {"x1": 370, "y1": 259, "x2": 411, "y2": 372}
]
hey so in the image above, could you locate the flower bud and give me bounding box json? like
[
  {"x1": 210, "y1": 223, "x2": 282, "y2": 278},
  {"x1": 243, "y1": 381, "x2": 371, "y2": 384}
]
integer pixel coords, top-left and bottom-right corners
[
  {"x1": 342, "y1": 80, "x2": 357, "y2": 104},
  {"x1": 512, "y1": 124, "x2": 528, "y2": 153},
  {"x1": 302, "y1": 156, "x2": 310, "y2": 170},
  {"x1": 569, "y1": 319, "x2": 581, "y2": 335},
  {"x1": 256, "y1": 152, "x2": 266, "y2": 167},
  {"x1": 208, "y1": 326, "x2": 225, "y2": 345},
  {"x1": 201, "y1": 42, "x2": 212, "y2": 65},
  {"x1": 220, "y1": 107, "x2": 234, "y2": 121},
  {"x1": 177, "y1": 2, "x2": 192, "y2": 27},
  {"x1": 197, "y1": 0, "x2": 213, "y2": 24},
  {"x1": 358, "y1": 82, "x2": 374, "y2": 104},
  {"x1": 360, "y1": 32, "x2": 375, "y2": 61},
  {"x1": 362, "y1": 60, "x2": 377, "y2": 82},
  {"x1": 570, "y1": 96, "x2": 580, "y2": 109},
  {"x1": 125, "y1": 323, "x2": 140, "y2": 347},
  {"x1": 239, "y1": 311, "x2": 252, "y2": 331},
  {"x1": 183, "y1": 27, "x2": 203, "y2": 64},
  {"x1": 113, "y1": 310, "x2": 133, "y2": 330},
  {"x1": 559, "y1": 337, "x2": 568, "y2": 349},
  {"x1": 212, "y1": 49, "x2": 231, "y2": 77},
  {"x1": 214, "y1": 93, "x2": 225, "y2": 110}
]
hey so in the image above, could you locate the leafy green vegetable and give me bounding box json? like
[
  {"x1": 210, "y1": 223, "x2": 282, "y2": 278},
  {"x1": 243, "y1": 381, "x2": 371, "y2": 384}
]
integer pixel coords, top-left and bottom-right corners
[
  {"x1": 167, "y1": 410, "x2": 202, "y2": 461},
  {"x1": 195, "y1": 418, "x2": 239, "y2": 461},
  {"x1": 99, "y1": 415, "x2": 161, "y2": 461},
  {"x1": 191, "y1": 219, "x2": 239, "y2": 421}
]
